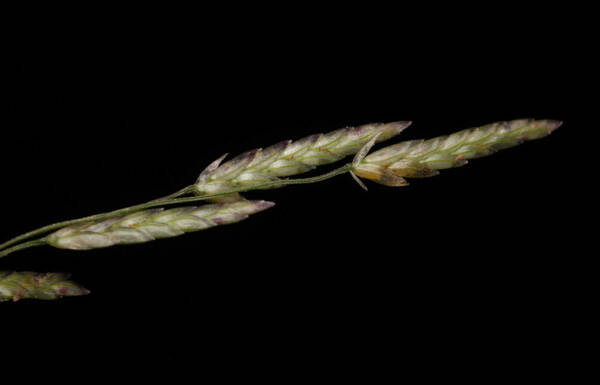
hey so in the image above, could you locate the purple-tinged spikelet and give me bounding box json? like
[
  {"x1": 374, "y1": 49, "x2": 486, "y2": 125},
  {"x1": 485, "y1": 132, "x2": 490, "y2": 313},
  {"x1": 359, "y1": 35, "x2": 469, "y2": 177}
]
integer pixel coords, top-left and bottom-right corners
[{"x1": 0, "y1": 271, "x2": 89, "y2": 302}]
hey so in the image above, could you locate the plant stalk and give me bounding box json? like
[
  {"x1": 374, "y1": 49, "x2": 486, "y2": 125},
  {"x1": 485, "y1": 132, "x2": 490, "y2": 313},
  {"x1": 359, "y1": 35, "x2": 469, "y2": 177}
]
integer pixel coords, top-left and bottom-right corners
[{"x1": 0, "y1": 239, "x2": 47, "y2": 258}]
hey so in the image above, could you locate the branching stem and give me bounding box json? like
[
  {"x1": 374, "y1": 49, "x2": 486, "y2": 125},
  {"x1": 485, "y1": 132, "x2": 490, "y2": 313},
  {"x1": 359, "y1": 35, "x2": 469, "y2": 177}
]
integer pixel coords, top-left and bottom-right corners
[{"x1": 0, "y1": 164, "x2": 353, "y2": 258}]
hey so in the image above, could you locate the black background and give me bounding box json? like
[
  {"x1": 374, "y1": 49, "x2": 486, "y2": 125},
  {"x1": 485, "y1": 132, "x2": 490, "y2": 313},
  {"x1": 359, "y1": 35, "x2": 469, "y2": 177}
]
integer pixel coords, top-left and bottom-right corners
[{"x1": 3, "y1": 5, "x2": 589, "y2": 377}]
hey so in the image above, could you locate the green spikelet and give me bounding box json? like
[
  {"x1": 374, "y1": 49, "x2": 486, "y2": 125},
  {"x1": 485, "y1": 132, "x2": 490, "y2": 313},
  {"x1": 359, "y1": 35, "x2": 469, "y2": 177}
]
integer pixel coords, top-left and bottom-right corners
[
  {"x1": 0, "y1": 271, "x2": 89, "y2": 302},
  {"x1": 354, "y1": 119, "x2": 561, "y2": 185},
  {"x1": 194, "y1": 121, "x2": 411, "y2": 195},
  {"x1": 47, "y1": 200, "x2": 274, "y2": 250}
]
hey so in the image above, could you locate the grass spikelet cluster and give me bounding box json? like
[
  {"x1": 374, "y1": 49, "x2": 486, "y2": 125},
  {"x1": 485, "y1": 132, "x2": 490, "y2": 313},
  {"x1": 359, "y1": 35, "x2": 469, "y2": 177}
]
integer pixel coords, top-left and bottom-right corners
[{"x1": 0, "y1": 118, "x2": 560, "y2": 301}]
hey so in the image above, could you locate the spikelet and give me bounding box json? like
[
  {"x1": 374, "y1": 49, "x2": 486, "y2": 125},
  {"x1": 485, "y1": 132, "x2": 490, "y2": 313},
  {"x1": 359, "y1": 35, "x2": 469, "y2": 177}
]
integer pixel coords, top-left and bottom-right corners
[
  {"x1": 354, "y1": 119, "x2": 561, "y2": 186},
  {"x1": 47, "y1": 200, "x2": 274, "y2": 250},
  {"x1": 0, "y1": 271, "x2": 89, "y2": 302},
  {"x1": 194, "y1": 121, "x2": 411, "y2": 195}
]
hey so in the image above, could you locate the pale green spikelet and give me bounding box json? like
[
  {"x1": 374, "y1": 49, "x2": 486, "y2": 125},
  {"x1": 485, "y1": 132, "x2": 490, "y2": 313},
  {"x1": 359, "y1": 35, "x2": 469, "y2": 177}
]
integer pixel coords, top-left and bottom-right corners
[
  {"x1": 0, "y1": 271, "x2": 89, "y2": 302},
  {"x1": 194, "y1": 121, "x2": 411, "y2": 195},
  {"x1": 47, "y1": 200, "x2": 275, "y2": 250},
  {"x1": 354, "y1": 119, "x2": 561, "y2": 186}
]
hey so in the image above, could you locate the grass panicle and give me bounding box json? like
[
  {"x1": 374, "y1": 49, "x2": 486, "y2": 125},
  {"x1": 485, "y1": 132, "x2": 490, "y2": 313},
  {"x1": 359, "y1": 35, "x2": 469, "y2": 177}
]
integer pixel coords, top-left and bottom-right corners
[{"x1": 0, "y1": 118, "x2": 561, "y2": 301}]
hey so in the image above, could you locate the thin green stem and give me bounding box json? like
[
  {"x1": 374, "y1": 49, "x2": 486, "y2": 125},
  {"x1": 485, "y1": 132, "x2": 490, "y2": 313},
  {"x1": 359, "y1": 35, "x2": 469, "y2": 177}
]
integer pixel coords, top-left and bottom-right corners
[
  {"x1": 149, "y1": 185, "x2": 196, "y2": 202},
  {"x1": 0, "y1": 238, "x2": 47, "y2": 258},
  {"x1": 159, "y1": 163, "x2": 353, "y2": 206},
  {"x1": 0, "y1": 164, "x2": 353, "y2": 256}
]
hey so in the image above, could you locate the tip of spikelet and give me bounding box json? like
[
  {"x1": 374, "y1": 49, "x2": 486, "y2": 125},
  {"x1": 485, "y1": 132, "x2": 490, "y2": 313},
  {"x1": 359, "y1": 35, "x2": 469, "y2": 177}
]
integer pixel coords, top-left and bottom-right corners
[
  {"x1": 255, "y1": 200, "x2": 276, "y2": 211},
  {"x1": 520, "y1": 119, "x2": 563, "y2": 140},
  {"x1": 545, "y1": 119, "x2": 563, "y2": 133},
  {"x1": 387, "y1": 121, "x2": 412, "y2": 135}
]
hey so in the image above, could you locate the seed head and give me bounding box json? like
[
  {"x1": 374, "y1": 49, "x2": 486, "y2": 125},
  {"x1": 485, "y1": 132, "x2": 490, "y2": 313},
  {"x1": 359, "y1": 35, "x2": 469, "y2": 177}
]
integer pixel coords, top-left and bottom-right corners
[
  {"x1": 47, "y1": 200, "x2": 275, "y2": 250},
  {"x1": 354, "y1": 119, "x2": 561, "y2": 186},
  {"x1": 0, "y1": 271, "x2": 89, "y2": 302}
]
